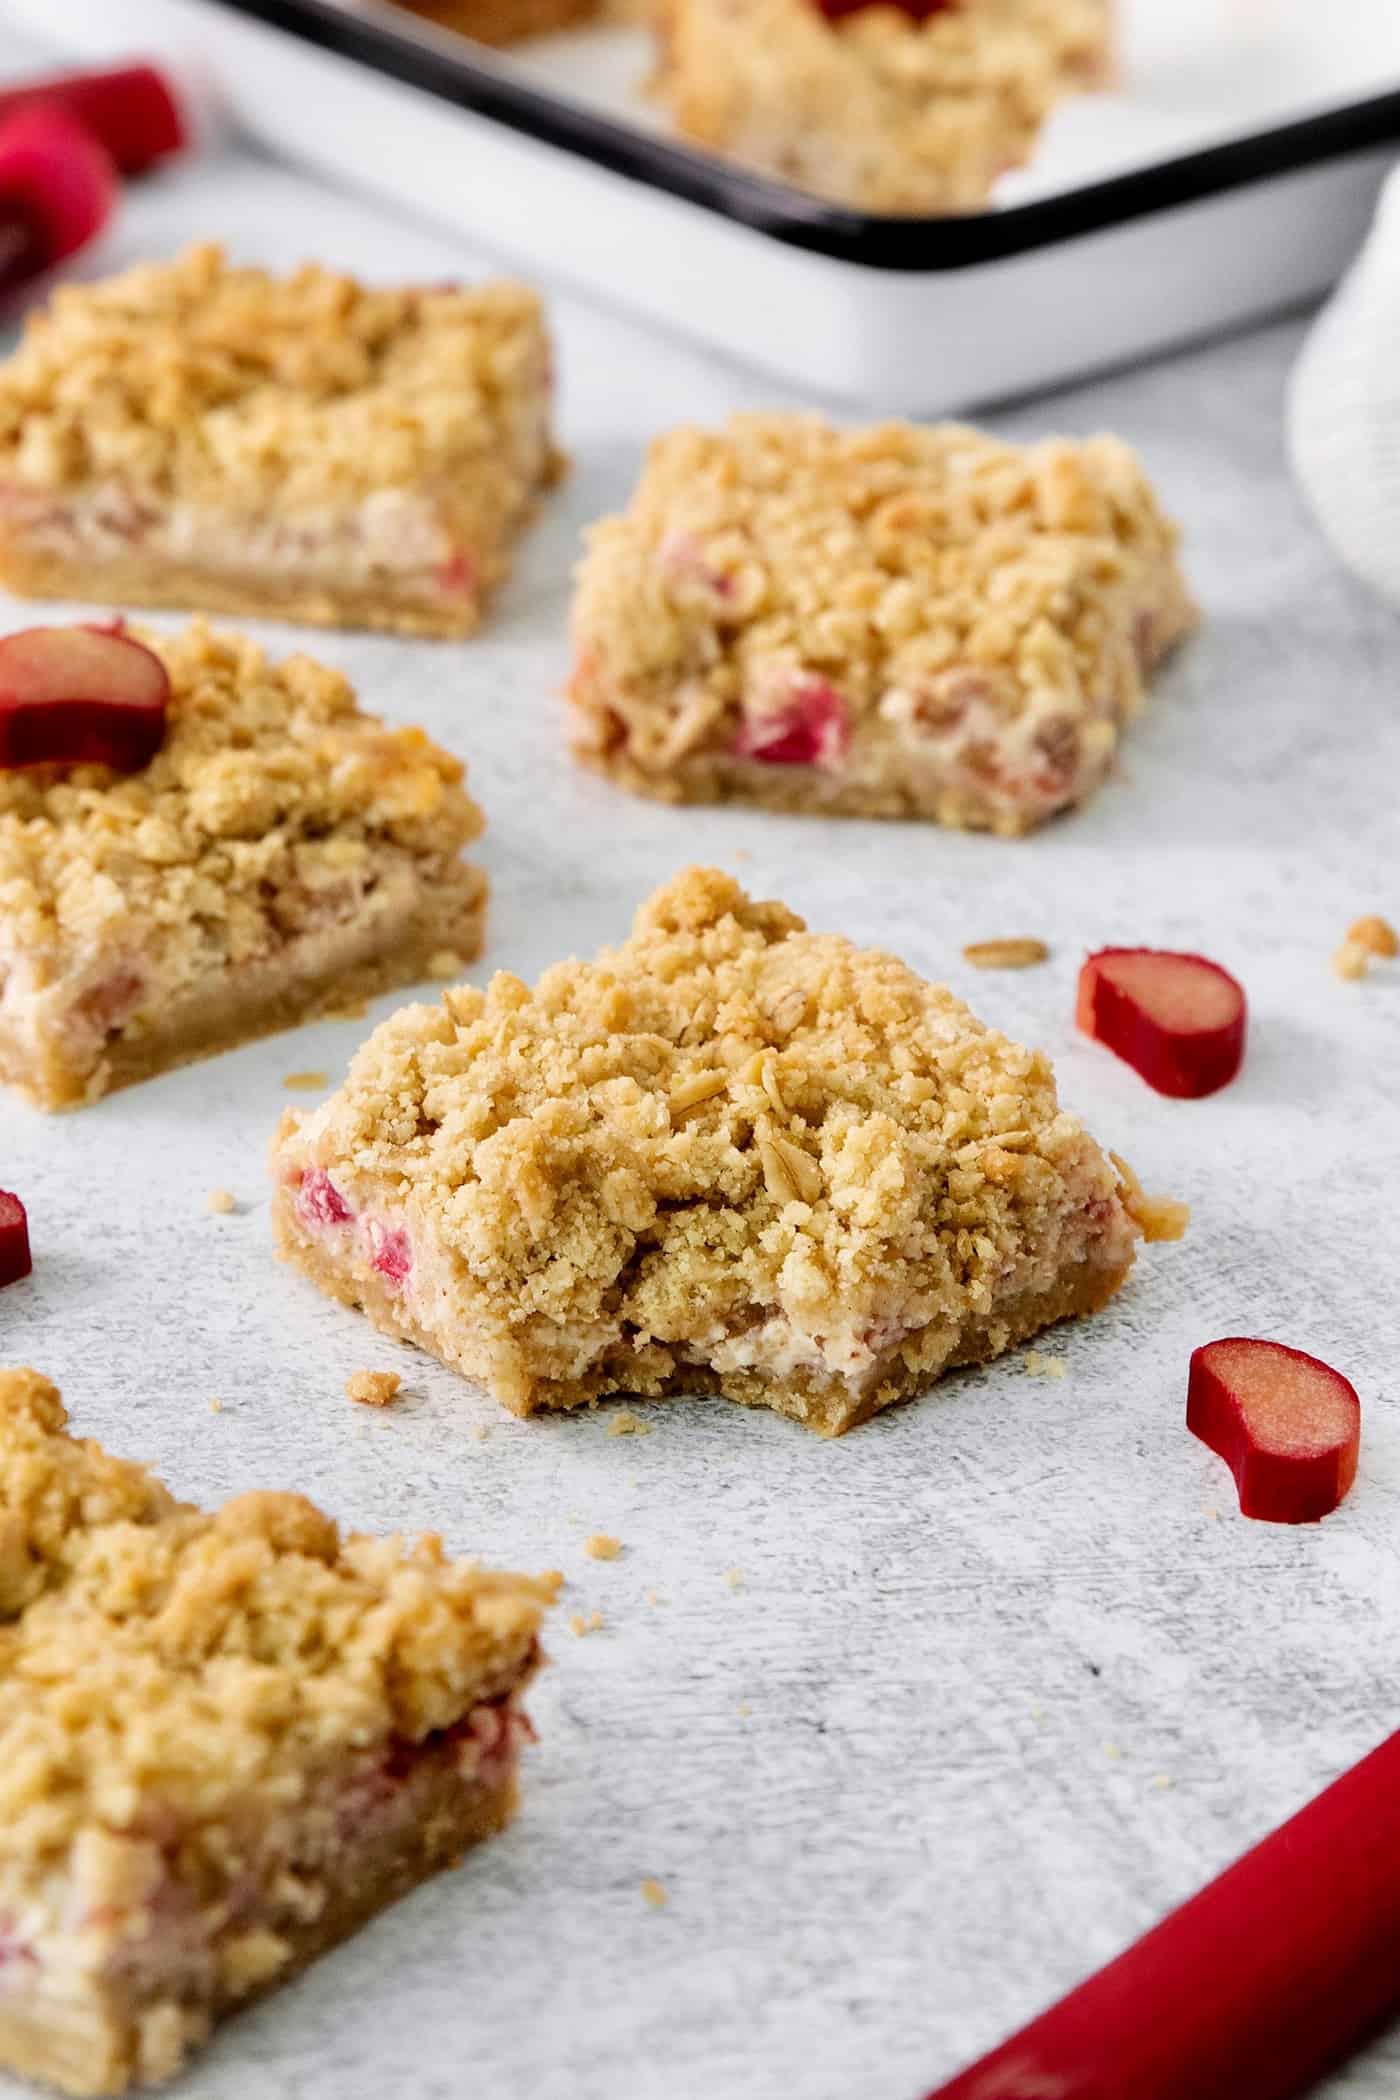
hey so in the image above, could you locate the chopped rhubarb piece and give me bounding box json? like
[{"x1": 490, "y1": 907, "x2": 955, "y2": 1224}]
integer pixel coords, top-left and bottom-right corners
[
  {"x1": 0, "y1": 64, "x2": 187, "y2": 177},
  {"x1": 926, "y1": 1726, "x2": 1400, "y2": 2100},
  {"x1": 297, "y1": 1167, "x2": 353, "y2": 1229},
  {"x1": 370, "y1": 1223, "x2": 413, "y2": 1285},
  {"x1": 0, "y1": 107, "x2": 114, "y2": 287},
  {"x1": 0, "y1": 625, "x2": 170, "y2": 772},
  {"x1": 734, "y1": 680, "x2": 850, "y2": 769},
  {"x1": 0, "y1": 1191, "x2": 31, "y2": 1287},
  {"x1": 1076, "y1": 947, "x2": 1246, "y2": 1098},
  {"x1": 438, "y1": 549, "x2": 479, "y2": 601},
  {"x1": 1187, "y1": 1337, "x2": 1360, "y2": 1524}
]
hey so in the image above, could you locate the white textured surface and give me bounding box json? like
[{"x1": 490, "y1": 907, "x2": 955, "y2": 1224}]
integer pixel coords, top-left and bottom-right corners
[{"x1": 2, "y1": 105, "x2": 1400, "y2": 2100}]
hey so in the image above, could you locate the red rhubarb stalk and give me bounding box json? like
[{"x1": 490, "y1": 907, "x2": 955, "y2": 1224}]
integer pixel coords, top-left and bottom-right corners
[
  {"x1": 0, "y1": 106, "x2": 115, "y2": 292},
  {"x1": 0, "y1": 1191, "x2": 31, "y2": 1287},
  {"x1": 925, "y1": 1727, "x2": 1400, "y2": 2100},
  {"x1": 1076, "y1": 948, "x2": 1246, "y2": 1097},
  {"x1": 1187, "y1": 1338, "x2": 1359, "y2": 1524},
  {"x1": 0, "y1": 625, "x2": 170, "y2": 772},
  {"x1": 0, "y1": 64, "x2": 187, "y2": 177}
]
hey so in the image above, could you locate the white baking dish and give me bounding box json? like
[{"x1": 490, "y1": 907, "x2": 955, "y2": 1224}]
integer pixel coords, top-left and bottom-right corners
[{"x1": 6, "y1": 0, "x2": 1399, "y2": 407}]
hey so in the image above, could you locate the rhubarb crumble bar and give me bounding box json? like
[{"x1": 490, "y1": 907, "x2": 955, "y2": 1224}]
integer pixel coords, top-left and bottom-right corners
[
  {"x1": 569, "y1": 414, "x2": 1195, "y2": 833},
  {"x1": 271, "y1": 867, "x2": 1163, "y2": 1436},
  {"x1": 0, "y1": 622, "x2": 487, "y2": 1111},
  {"x1": 654, "y1": 0, "x2": 1113, "y2": 214},
  {"x1": 0, "y1": 243, "x2": 561, "y2": 638},
  {"x1": 0, "y1": 1368, "x2": 550, "y2": 2097}
]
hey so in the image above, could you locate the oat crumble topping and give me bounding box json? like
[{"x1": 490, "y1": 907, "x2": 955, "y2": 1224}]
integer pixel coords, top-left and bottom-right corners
[
  {"x1": 0, "y1": 243, "x2": 550, "y2": 514},
  {"x1": 0, "y1": 1368, "x2": 550, "y2": 1862},
  {"x1": 273, "y1": 868, "x2": 1160, "y2": 1434},
  {"x1": 0, "y1": 621, "x2": 487, "y2": 1109},
  {"x1": 570, "y1": 415, "x2": 1195, "y2": 834},
  {"x1": 656, "y1": 0, "x2": 1112, "y2": 214}
]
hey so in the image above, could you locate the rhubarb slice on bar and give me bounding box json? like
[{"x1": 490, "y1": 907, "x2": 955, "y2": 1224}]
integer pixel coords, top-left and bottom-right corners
[
  {"x1": 271, "y1": 867, "x2": 1165, "y2": 1437},
  {"x1": 0, "y1": 243, "x2": 562, "y2": 639},
  {"x1": 0, "y1": 621, "x2": 488, "y2": 1111},
  {"x1": 569, "y1": 413, "x2": 1195, "y2": 834},
  {"x1": 0, "y1": 1368, "x2": 551, "y2": 2097}
]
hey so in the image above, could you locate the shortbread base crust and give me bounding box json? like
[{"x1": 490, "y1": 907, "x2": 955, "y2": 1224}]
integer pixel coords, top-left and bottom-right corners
[
  {"x1": 0, "y1": 1762, "x2": 518, "y2": 2099},
  {"x1": 0, "y1": 543, "x2": 492, "y2": 642},
  {"x1": 0, "y1": 868, "x2": 487, "y2": 1113},
  {"x1": 272, "y1": 1187, "x2": 1133, "y2": 1435}
]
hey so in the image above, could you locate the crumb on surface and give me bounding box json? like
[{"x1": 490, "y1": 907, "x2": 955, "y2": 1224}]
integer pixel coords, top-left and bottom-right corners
[
  {"x1": 569, "y1": 1609, "x2": 604, "y2": 1637},
  {"x1": 206, "y1": 1187, "x2": 237, "y2": 1216},
  {"x1": 283, "y1": 1070, "x2": 330, "y2": 1091},
  {"x1": 428, "y1": 949, "x2": 465, "y2": 981},
  {"x1": 1151, "y1": 1774, "x2": 1175, "y2": 1791},
  {"x1": 345, "y1": 1370, "x2": 402, "y2": 1409},
  {"x1": 640, "y1": 1878, "x2": 668, "y2": 1909},
  {"x1": 608, "y1": 1411, "x2": 652, "y2": 1438},
  {"x1": 1203, "y1": 1505, "x2": 1220, "y2": 1522},
  {"x1": 207, "y1": 1398, "x2": 223, "y2": 1415},
  {"x1": 724, "y1": 1567, "x2": 743, "y2": 1590},
  {"x1": 1347, "y1": 913, "x2": 1398, "y2": 959},
  {"x1": 584, "y1": 1533, "x2": 621, "y2": 1560},
  {"x1": 1110, "y1": 1152, "x2": 1190, "y2": 1244},
  {"x1": 1023, "y1": 1349, "x2": 1067, "y2": 1380},
  {"x1": 644, "y1": 1589, "x2": 661, "y2": 1606},
  {"x1": 962, "y1": 938, "x2": 1050, "y2": 970},
  {"x1": 1332, "y1": 940, "x2": 1370, "y2": 982},
  {"x1": 470, "y1": 1424, "x2": 490, "y2": 1443},
  {"x1": 736, "y1": 1702, "x2": 752, "y2": 1718}
]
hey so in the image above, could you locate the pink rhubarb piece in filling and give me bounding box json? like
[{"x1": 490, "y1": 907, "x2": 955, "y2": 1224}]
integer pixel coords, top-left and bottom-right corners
[{"x1": 734, "y1": 677, "x2": 851, "y2": 768}]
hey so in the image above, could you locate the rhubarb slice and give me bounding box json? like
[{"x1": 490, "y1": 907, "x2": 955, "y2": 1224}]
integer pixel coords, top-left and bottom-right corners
[
  {"x1": 0, "y1": 63, "x2": 188, "y2": 177},
  {"x1": 0, "y1": 106, "x2": 114, "y2": 288},
  {"x1": 0, "y1": 1190, "x2": 30, "y2": 1285},
  {"x1": 1076, "y1": 948, "x2": 1246, "y2": 1098},
  {"x1": 1187, "y1": 1337, "x2": 1359, "y2": 1524},
  {"x1": 0, "y1": 624, "x2": 170, "y2": 771}
]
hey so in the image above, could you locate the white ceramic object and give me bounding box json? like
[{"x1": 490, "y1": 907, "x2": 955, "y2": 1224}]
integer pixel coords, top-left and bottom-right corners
[
  {"x1": 1290, "y1": 162, "x2": 1400, "y2": 609},
  {"x1": 5, "y1": 0, "x2": 1400, "y2": 409}
]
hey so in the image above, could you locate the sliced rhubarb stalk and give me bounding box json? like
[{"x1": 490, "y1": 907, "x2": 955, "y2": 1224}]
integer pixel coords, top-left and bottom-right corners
[
  {"x1": 926, "y1": 1727, "x2": 1400, "y2": 2100},
  {"x1": 0, "y1": 64, "x2": 188, "y2": 177},
  {"x1": 0, "y1": 107, "x2": 115, "y2": 289},
  {"x1": 0, "y1": 1191, "x2": 31, "y2": 1287},
  {"x1": 1076, "y1": 948, "x2": 1246, "y2": 1098},
  {"x1": 1187, "y1": 1337, "x2": 1359, "y2": 1524},
  {"x1": 0, "y1": 625, "x2": 170, "y2": 772}
]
